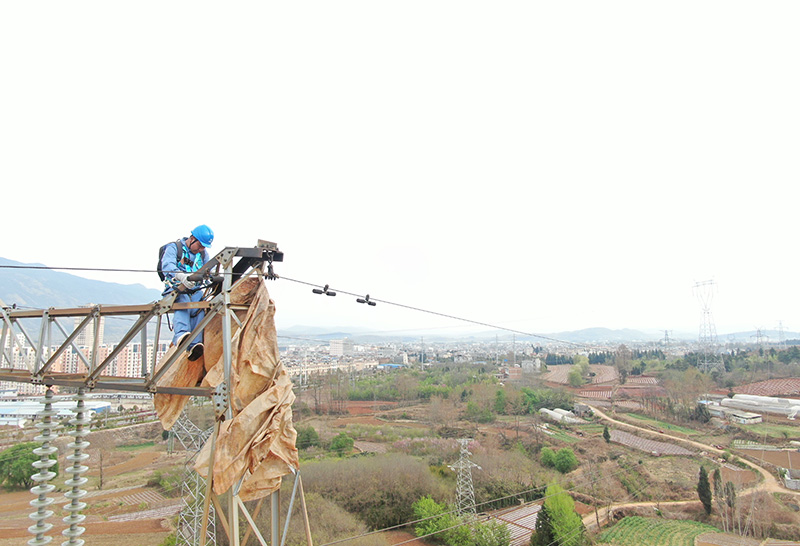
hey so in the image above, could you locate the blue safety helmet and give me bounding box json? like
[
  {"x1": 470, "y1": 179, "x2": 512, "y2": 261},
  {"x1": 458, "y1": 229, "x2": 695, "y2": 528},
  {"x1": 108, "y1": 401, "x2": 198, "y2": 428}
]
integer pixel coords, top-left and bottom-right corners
[{"x1": 191, "y1": 224, "x2": 214, "y2": 247}]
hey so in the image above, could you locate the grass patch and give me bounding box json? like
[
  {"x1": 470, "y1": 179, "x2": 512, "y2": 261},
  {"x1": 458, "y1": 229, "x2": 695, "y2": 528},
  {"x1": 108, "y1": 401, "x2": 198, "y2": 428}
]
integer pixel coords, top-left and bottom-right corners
[
  {"x1": 577, "y1": 423, "x2": 607, "y2": 435},
  {"x1": 117, "y1": 441, "x2": 156, "y2": 451},
  {"x1": 624, "y1": 414, "x2": 698, "y2": 436},
  {"x1": 742, "y1": 422, "x2": 800, "y2": 440},
  {"x1": 342, "y1": 424, "x2": 431, "y2": 443},
  {"x1": 545, "y1": 428, "x2": 582, "y2": 443},
  {"x1": 597, "y1": 516, "x2": 719, "y2": 546}
]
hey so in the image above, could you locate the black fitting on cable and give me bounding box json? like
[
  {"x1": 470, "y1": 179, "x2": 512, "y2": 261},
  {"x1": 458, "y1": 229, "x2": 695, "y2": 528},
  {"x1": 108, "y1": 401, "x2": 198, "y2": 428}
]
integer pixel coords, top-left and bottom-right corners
[
  {"x1": 356, "y1": 294, "x2": 376, "y2": 306},
  {"x1": 312, "y1": 284, "x2": 336, "y2": 296}
]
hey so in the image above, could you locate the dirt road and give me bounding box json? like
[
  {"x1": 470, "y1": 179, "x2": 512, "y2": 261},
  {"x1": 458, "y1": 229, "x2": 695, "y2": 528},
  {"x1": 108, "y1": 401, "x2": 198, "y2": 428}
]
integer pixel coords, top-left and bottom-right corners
[{"x1": 582, "y1": 405, "x2": 800, "y2": 531}]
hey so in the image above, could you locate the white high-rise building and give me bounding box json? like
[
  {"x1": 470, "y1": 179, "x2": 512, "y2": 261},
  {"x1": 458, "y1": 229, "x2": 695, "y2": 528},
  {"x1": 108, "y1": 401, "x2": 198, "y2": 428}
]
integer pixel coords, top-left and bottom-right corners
[{"x1": 330, "y1": 338, "x2": 354, "y2": 357}]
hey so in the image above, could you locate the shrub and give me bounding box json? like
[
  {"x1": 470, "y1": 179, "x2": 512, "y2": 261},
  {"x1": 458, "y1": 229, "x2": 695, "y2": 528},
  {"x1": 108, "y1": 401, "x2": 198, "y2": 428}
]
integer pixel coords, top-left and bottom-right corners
[
  {"x1": 0, "y1": 443, "x2": 58, "y2": 490},
  {"x1": 554, "y1": 448, "x2": 578, "y2": 474},
  {"x1": 540, "y1": 447, "x2": 556, "y2": 468},
  {"x1": 301, "y1": 453, "x2": 449, "y2": 530},
  {"x1": 257, "y1": 490, "x2": 387, "y2": 546},
  {"x1": 328, "y1": 432, "x2": 354, "y2": 455},
  {"x1": 296, "y1": 426, "x2": 320, "y2": 449}
]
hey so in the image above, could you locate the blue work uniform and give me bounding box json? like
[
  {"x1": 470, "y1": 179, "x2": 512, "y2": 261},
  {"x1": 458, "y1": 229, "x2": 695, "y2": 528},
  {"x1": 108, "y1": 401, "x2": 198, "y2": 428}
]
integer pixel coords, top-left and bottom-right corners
[{"x1": 161, "y1": 238, "x2": 210, "y2": 347}]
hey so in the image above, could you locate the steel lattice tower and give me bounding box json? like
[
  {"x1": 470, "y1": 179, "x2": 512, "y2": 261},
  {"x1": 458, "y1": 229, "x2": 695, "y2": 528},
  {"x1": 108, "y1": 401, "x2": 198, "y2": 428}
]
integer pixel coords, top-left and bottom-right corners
[
  {"x1": 173, "y1": 408, "x2": 216, "y2": 546},
  {"x1": 694, "y1": 280, "x2": 724, "y2": 372},
  {"x1": 448, "y1": 439, "x2": 480, "y2": 518}
]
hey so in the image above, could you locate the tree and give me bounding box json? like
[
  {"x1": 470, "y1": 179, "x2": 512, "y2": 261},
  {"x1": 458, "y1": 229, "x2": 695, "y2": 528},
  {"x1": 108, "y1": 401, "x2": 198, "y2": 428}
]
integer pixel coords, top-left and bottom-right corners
[
  {"x1": 567, "y1": 368, "x2": 583, "y2": 387},
  {"x1": 494, "y1": 388, "x2": 508, "y2": 414},
  {"x1": 329, "y1": 432, "x2": 354, "y2": 455},
  {"x1": 691, "y1": 403, "x2": 711, "y2": 423},
  {"x1": 474, "y1": 519, "x2": 510, "y2": 546},
  {"x1": 540, "y1": 447, "x2": 556, "y2": 468},
  {"x1": 602, "y1": 425, "x2": 610, "y2": 443},
  {"x1": 554, "y1": 448, "x2": 578, "y2": 474},
  {"x1": 0, "y1": 442, "x2": 58, "y2": 490},
  {"x1": 296, "y1": 425, "x2": 321, "y2": 449},
  {"x1": 543, "y1": 482, "x2": 584, "y2": 546},
  {"x1": 412, "y1": 496, "x2": 449, "y2": 539},
  {"x1": 530, "y1": 502, "x2": 553, "y2": 546},
  {"x1": 697, "y1": 465, "x2": 712, "y2": 515}
]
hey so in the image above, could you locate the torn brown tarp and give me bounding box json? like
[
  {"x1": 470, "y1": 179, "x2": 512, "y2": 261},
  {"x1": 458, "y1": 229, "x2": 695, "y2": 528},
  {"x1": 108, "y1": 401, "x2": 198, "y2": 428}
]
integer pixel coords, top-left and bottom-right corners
[
  {"x1": 153, "y1": 278, "x2": 260, "y2": 430},
  {"x1": 155, "y1": 278, "x2": 298, "y2": 500}
]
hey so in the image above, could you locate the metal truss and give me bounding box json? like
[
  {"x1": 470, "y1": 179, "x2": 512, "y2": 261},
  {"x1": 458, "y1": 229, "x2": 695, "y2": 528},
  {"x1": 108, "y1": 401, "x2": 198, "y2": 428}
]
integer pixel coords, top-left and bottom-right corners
[
  {"x1": 0, "y1": 242, "x2": 305, "y2": 546},
  {"x1": 173, "y1": 409, "x2": 217, "y2": 546},
  {"x1": 449, "y1": 439, "x2": 480, "y2": 519}
]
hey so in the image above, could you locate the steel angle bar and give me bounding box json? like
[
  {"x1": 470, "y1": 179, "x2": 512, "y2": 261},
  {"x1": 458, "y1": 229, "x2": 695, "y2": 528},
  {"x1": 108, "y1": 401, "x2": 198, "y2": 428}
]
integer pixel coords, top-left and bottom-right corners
[
  {"x1": 151, "y1": 314, "x2": 163, "y2": 375},
  {"x1": 140, "y1": 318, "x2": 148, "y2": 377},
  {"x1": 146, "y1": 298, "x2": 223, "y2": 390},
  {"x1": 237, "y1": 496, "x2": 269, "y2": 546},
  {"x1": 85, "y1": 308, "x2": 159, "y2": 385},
  {"x1": 210, "y1": 493, "x2": 229, "y2": 541},
  {"x1": 10, "y1": 316, "x2": 49, "y2": 369},
  {"x1": 39, "y1": 314, "x2": 94, "y2": 376},
  {"x1": 200, "y1": 419, "x2": 220, "y2": 544},
  {"x1": 34, "y1": 309, "x2": 50, "y2": 375},
  {"x1": 90, "y1": 306, "x2": 103, "y2": 374},
  {"x1": 7, "y1": 304, "x2": 159, "y2": 319},
  {"x1": 0, "y1": 306, "x2": 16, "y2": 367},
  {"x1": 51, "y1": 318, "x2": 93, "y2": 371},
  {"x1": 280, "y1": 469, "x2": 301, "y2": 546},
  {"x1": 0, "y1": 307, "x2": 33, "y2": 361}
]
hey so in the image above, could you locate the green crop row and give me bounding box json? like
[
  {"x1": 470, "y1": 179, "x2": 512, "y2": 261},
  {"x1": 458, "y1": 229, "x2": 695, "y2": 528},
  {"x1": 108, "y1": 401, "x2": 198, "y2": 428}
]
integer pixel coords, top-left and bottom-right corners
[{"x1": 597, "y1": 516, "x2": 718, "y2": 546}]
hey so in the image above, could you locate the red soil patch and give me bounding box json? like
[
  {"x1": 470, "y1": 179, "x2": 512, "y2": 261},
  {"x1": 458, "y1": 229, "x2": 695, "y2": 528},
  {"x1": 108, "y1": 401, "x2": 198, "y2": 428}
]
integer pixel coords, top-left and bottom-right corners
[
  {"x1": 737, "y1": 448, "x2": 800, "y2": 469},
  {"x1": 346, "y1": 400, "x2": 398, "y2": 415},
  {"x1": 86, "y1": 451, "x2": 160, "y2": 477}
]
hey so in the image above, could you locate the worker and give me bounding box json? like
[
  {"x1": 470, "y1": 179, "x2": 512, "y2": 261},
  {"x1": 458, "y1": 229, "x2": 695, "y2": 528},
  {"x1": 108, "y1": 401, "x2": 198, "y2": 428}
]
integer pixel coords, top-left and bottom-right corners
[{"x1": 160, "y1": 224, "x2": 214, "y2": 361}]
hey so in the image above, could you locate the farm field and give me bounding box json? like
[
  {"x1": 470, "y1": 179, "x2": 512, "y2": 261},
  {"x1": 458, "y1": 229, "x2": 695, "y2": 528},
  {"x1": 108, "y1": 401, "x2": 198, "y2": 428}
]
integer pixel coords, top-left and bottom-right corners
[
  {"x1": 610, "y1": 430, "x2": 693, "y2": 456},
  {"x1": 733, "y1": 378, "x2": 800, "y2": 397},
  {"x1": 542, "y1": 364, "x2": 617, "y2": 385},
  {"x1": 738, "y1": 421, "x2": 800, "y2": 440},
  {"x1": 622, "y1": 413, "x2": 700, "y2": 436},
  {"x1": 736, "y1": 448, "x2": 800, "y2": 469},
  {"x1": 597, "y1": 516, "x2": 720, "y2": 546},
  {"x1": 0, "y1": 427, "x2": 183, "y2": 546}
]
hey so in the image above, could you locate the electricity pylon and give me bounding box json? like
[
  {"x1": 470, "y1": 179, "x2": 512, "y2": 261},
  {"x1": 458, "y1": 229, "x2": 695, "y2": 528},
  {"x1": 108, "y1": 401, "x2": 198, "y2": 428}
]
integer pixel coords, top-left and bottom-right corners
[
  {"x1": 448, "y1": 439, "x2": 480, "y2": 518},
  {"x1": 694, "y1": 280, "x2": 724, "y2": 373}
]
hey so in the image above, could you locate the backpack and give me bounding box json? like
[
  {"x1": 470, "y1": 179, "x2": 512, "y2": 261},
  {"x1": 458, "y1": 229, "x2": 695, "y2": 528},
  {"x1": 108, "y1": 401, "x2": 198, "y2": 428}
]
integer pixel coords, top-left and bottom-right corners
[{"x1": 157, "y1": 240, "x2": 183, "y2": 281}]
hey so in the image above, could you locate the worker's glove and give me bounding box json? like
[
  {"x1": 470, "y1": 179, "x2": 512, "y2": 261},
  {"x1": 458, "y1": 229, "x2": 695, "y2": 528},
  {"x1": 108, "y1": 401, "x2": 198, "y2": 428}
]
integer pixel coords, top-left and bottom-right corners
[{"x1": 174, "y1": 272, "x2": 196, "y2": 290}]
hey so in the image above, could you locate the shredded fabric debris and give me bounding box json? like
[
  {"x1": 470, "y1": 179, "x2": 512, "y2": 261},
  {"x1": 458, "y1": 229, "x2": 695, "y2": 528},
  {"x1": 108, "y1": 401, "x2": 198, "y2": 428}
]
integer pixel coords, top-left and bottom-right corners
[{"x1": 155, "y1": 278, "x2": 298, "y2": 500}]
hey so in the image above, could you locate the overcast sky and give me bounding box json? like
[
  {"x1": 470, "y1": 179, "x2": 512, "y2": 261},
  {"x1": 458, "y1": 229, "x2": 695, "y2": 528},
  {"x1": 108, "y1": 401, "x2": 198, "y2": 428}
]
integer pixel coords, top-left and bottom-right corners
[{"x1": 2, "y1": 2, "x2": 798, "y2": 338}]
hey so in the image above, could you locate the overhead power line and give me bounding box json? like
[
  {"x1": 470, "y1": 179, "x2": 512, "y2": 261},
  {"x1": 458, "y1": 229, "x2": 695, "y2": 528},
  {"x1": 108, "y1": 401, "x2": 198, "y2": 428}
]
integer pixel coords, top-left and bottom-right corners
[
  {"x1": 1, "y1": 263, "x2": 587, "y2": 348},
  {"x1": 280, "y1": 276, "x2": 587, "y2": 348}
]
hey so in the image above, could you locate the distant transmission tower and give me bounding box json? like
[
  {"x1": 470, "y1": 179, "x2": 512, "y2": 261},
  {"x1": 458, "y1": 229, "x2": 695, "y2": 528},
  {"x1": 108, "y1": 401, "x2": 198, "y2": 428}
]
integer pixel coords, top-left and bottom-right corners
[
  {"x1": 662, "y1": 330, "x2": 672, "y2": 351},
  {"x1": 448, "y1": 439, "x2": 481, "y2": 519},
  {"x1": 694, "y1": 280, "x2": 724, "y2": 372},
  {"x1": 751, "y1": 327, "x2": 769, "y2": 349},
  {"x1": 777, "y1": 321, "x2": 787, "y2": 349}
]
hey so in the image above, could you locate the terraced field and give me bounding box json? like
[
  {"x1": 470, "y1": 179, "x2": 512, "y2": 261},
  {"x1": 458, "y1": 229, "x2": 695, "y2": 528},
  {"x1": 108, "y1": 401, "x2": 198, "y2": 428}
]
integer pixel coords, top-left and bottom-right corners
[
  {"x1": 610, "y1": 430, "x2": 693, "y2": 456},
  {"x1": 734, "y1": 378, "x2": 800, "y2": 397}
]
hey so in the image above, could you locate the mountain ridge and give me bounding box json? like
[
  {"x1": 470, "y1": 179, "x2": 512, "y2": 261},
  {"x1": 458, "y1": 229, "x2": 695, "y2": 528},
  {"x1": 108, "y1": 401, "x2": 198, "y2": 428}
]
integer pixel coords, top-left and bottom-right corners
[{"x1": 3, "y1": 258, "x2": 798, "y2": 345}]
